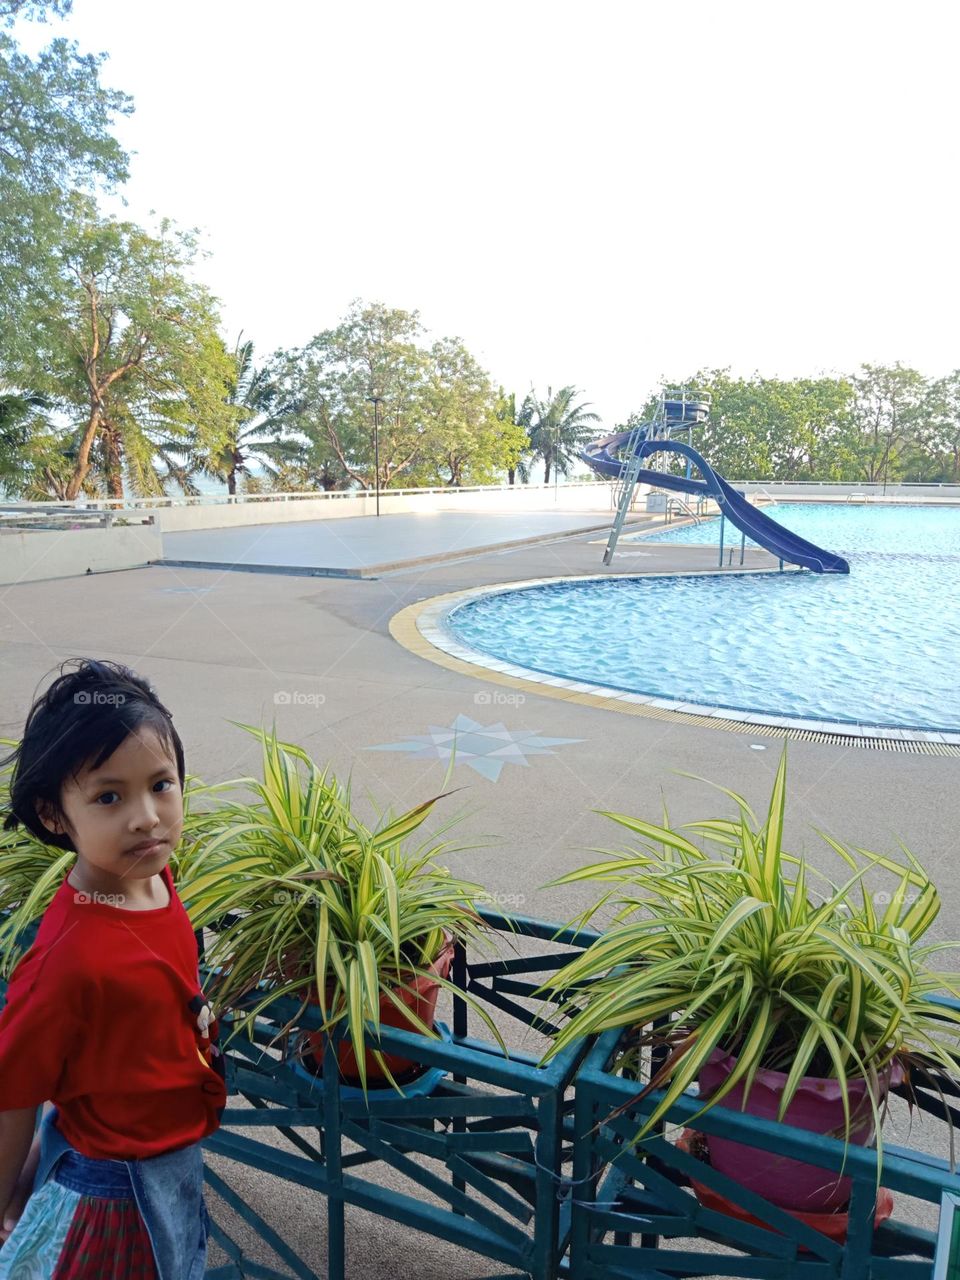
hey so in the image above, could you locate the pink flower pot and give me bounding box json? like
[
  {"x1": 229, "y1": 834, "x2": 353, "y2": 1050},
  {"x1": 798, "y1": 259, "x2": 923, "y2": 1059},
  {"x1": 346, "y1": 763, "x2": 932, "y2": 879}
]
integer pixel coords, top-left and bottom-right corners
[
  {"x1": 676, "y1": 1130, "x2": 895, "y2": 1241},
  {"x1": 698, "y1": 1050, "x2": 901, "y2": 1212}
]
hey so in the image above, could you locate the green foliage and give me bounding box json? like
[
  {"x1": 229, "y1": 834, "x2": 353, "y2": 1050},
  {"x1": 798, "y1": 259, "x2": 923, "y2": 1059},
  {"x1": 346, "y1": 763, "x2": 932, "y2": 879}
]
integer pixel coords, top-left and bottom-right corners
[
  {"x1": 0, "y1": 390, "x2": 50, "y2": 493},
  {"x1": 520, "y1": 385, "x2": 599, "y2": 484},
  {"x1": 163, "y1": 337, "x2": 304, "y2": 496},
  {"x1": 412, "y1": 336, "x2": 525, "y2": 486},
  {"x1": 0, "y1": 3, "x2": 74, "y2": 24},
  {"x1": 11, "y1": 198, "x2": 236, "y2": 499},
  {"x1": 178, "y1": 726, "x2": 500, "y2": 1091},
  {"x1": 850, "y1": 363, "x2": 926, "y2": 484},
  {"x1": 630, "y1": 365, "x2": 960, "y2": 484},
  {"x1": 918, "y1": 371, "x2": 960, "y2": 482},
  {"x1": 0, "y1": 33, "x2": 128, "y2": 193},
  {"x1": 494, "y1": 390, "x2": 533, "y2": 485},
  {"x1": 648, "y1": 370, "x2": 856, "y2": 481},
  {"x1": 542, "y1": 750, "x2": 960, "y2": 1151},
  {"x1": 276, "y1": 301, "x2": 523, "y2": 490},
  {"x1": 0, "y1": 11, "x2": 131, "y2": 368}
]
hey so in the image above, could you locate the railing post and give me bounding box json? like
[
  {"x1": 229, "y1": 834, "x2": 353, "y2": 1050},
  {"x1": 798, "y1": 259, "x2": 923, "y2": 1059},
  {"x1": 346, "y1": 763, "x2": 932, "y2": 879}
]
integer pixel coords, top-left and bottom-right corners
[{"x1": 323, "y1": 1031, "x2": 346, "y2": 1280}]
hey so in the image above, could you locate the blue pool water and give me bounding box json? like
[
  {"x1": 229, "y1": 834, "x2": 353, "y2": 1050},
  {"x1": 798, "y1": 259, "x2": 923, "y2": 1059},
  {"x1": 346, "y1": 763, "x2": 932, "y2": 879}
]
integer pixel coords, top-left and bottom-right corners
[{"x1": 446, "y1": 504, "x2": 960, "y2": 733}]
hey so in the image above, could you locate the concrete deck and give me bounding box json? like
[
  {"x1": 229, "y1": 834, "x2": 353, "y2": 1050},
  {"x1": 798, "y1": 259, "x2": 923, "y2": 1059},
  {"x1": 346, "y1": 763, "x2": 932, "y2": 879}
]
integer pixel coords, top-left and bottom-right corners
[
  {"x1": 1, "y1": 515, "x2": 957, "y2": 1277},
  {"x1": 158, "y1": 507, "x2": 635, "y2": 573}
]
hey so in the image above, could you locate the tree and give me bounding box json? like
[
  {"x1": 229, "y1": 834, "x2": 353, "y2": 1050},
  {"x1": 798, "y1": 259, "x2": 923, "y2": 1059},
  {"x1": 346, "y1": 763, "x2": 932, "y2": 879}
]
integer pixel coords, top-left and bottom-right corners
[
  {"x1": 277, "y1": 301, "x2": 521, "y2": 490},
  {"x1": 698, "y1": 373, "x2": 857, "y2": 481},
  {"x1": 1, "y1": 3, "x2": 75, "y2": 21},
  {"x1": 631, "y1": 371, "x2": 859, "y2": 482},
  {"x1": 171, "y1": 338, "x2": 303, "y2": 495},
  {"x1": 915, "y1": 371, "x2": 960, "y2": 482},
  {"x1": 262, "y1": 457, "x2": 349, "y2": 493},
  {"x1": 764, "y1": 378, "x2": 857, "y2": 480},
  {"x1": 519, "y1": 385, "x2": 599, "y2": 484},
  {"x1": 17, "y1": 197, "x2": 236, "y2": 499},
  {"x1": 409, "y1": 340, "x2": 527, "y2": 486},
  {"x1": 0, "y1": 389, "x2": 49, "y2": 493},
  {"x1": 0, "y1": 5, "x2": 131, "y2": 366},
  {"x1": 496, "y1": 390, "x2": 534, "y2": 485},
  {"x1": 276, "y1": 302, "x2": 426, "y2": 490},
  {"x1": 849, "y1": 363, "x2": 926, "y2": 485}
]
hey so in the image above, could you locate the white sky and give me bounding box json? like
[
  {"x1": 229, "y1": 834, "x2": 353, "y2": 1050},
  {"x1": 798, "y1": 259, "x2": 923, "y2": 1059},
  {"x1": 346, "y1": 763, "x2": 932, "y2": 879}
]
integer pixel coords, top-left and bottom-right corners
[{"x1": 26, "y1": 0, "x2": 960, "y2": 426}]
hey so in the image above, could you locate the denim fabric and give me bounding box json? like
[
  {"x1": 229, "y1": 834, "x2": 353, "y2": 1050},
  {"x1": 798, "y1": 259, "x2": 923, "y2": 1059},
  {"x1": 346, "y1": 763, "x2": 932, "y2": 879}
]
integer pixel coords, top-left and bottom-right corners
[
  {"x1": 46, "y1": 1150, "x2": 135, "y2": 1199},
  {"x1": 33, "y1": 1107, "x2": 209, "y2": 1280}
]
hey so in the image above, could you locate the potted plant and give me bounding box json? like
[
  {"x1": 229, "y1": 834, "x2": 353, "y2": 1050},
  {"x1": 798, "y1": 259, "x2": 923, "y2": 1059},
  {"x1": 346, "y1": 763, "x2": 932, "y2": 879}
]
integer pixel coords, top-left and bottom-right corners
[
  {"x1": 178, "y1": 725, "x2": 501, "y2": 1091},
  {"x1": 541, "y1": 750, "x2": 960, "y2": 1213}
]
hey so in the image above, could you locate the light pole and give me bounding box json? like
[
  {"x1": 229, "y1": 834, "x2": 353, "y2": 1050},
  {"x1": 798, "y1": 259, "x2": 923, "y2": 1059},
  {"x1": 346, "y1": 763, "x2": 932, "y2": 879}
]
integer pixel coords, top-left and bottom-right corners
[
  {"x1": 366, "y1": 393, "x2": 383, "y2": 517},
  {"x1": 554, "y1": 425, "x2": 559, "y2": 502}
]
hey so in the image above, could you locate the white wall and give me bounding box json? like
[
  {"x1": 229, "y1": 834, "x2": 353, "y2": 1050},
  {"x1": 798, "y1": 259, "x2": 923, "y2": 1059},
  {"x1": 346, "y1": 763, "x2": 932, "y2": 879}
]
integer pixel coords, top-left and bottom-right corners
[{"x1": 0, "y1": 521, "x2": 161, "y2": 585}]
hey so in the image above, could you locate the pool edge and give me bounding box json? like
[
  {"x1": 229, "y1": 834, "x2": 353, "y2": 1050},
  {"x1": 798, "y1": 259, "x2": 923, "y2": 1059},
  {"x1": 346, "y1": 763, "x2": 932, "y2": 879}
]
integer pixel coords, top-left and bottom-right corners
[{"x1": 389, "y1": 573, "x2": 960, "y2": 755}]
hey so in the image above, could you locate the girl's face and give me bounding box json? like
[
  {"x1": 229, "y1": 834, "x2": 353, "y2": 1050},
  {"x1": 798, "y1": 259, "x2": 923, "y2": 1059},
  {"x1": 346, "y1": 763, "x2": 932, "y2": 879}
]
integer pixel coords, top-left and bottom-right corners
[{"x1": 44, "y1": 727, "x2": 184, "y2": 886}]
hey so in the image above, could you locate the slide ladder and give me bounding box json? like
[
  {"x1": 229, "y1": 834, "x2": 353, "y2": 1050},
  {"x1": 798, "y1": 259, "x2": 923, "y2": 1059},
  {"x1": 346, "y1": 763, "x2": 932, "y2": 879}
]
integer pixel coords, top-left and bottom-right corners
[{"x1": 604, "y1": 423, "x2": 648, "y2": 564}]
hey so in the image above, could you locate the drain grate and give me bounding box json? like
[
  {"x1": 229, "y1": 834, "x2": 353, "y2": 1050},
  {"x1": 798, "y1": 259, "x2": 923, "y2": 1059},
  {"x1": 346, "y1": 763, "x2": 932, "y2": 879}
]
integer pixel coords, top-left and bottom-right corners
[{"x1": 649, "y1": 714, "x2": 958, "y2": 754}]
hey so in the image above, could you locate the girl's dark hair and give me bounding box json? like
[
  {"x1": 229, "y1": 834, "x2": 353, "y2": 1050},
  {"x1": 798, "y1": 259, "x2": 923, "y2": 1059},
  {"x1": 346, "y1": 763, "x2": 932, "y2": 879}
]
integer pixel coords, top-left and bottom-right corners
[{"x1": 1, "y1": 659, "x2": 186, "y2": 852}]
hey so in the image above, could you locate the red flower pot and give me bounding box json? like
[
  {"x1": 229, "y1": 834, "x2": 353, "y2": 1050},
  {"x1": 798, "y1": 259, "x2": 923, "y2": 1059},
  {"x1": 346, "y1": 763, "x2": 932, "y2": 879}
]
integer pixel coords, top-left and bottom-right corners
[{"x1": 304, "y1": 934, "x2": 456, "y2": 1083}]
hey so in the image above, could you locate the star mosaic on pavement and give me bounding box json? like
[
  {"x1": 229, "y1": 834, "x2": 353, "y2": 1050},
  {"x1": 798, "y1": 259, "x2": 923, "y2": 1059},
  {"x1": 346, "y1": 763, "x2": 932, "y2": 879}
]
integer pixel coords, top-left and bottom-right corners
[{"x1": 366, "y1": 714, "x2": 583, "y2": 782}]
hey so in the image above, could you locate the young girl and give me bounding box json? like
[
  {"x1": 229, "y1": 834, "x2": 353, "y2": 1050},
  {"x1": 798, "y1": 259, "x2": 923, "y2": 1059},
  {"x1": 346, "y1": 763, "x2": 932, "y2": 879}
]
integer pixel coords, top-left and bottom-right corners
[{"x1": 0, "y1": 659, "x2": 226, "y2": 1279}]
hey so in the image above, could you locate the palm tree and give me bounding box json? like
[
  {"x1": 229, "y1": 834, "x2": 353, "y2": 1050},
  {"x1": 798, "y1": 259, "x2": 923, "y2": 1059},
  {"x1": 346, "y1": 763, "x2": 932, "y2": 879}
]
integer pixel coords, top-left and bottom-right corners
[
  {"x1": 175, "y1": 338, "x2": 303, "y2": 495},
  {"x1": 0, "y1": 391, "x2": 48, "y2": 494},
  {"x1": 495, "y1": 390, "x2": 534, "y2": 485},
  {"x1": 0, "y1": 392, "x2": 102, "y2": 501},
  {"x1": 519, "y1": 385, "x2": 600, "y2": 485}
]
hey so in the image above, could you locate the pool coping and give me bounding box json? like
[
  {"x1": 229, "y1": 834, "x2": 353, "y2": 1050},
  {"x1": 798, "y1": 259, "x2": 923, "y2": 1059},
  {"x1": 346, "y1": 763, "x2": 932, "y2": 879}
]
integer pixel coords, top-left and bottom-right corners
[{"x1": 389, "y1": 570, "x2": 960, "y2": 753}]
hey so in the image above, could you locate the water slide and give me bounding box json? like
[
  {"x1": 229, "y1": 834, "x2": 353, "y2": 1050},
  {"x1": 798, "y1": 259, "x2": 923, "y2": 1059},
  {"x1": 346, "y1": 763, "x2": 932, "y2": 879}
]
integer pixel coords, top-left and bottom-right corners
[{"x1": 582, "y1": 431, "x2": 850, "y2": 574}]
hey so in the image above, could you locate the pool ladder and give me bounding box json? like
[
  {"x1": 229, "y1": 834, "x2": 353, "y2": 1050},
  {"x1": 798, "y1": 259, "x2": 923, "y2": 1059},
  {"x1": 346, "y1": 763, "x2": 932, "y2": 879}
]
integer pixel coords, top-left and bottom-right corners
[{"x1": 665, "y1": 496, "x2": 702, "y2": 525}]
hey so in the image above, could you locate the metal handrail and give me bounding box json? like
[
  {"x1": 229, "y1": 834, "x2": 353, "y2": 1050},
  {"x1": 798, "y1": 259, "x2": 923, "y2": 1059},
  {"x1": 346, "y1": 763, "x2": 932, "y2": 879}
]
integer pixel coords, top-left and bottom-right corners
[
  {"x1": 0, "y1": 478, "x2": 612, "y2": 512},
  {"x1": 665, "y1": 495, "x2": 702, "y2": 525},
  {"x1": 0, "y1": 506, "x2": 155, "y2": 530}
]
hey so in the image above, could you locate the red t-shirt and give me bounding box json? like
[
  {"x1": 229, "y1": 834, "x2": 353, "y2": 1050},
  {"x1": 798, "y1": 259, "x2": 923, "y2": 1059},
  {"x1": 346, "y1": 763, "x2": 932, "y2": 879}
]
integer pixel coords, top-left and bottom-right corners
[{"x1": 0, "y1": 863, "x2": 227, "y2": 1159}]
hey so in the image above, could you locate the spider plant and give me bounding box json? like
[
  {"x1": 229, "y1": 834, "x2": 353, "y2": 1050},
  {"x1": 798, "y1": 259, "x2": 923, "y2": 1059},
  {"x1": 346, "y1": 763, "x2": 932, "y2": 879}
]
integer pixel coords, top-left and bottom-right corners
[
  {"x1": 541, "y1": 749, "x2": 960, "y2": 1161},
  {"x1": 177, "y1": 725, "x2": 501, "y2": 1091}
]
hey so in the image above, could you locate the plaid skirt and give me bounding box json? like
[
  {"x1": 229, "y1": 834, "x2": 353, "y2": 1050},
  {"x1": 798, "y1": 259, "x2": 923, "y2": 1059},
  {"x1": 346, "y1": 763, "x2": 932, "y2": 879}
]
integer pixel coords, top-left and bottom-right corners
[{"x1": 0, "y1": 1109, "x2": 208, "y2": 1280}]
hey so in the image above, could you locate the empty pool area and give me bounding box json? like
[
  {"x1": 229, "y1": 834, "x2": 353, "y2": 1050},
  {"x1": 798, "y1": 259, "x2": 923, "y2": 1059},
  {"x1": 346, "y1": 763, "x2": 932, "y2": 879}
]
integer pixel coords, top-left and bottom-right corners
[{"x1": 157, "y1": 508, "x2": 627, "y2": 575}]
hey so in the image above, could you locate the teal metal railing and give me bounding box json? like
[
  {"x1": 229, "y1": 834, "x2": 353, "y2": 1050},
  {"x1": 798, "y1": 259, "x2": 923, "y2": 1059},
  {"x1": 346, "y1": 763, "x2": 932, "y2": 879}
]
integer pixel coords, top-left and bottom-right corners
[{"x1": 3, "y1": 907, "x2": 960, "y2": 1278}]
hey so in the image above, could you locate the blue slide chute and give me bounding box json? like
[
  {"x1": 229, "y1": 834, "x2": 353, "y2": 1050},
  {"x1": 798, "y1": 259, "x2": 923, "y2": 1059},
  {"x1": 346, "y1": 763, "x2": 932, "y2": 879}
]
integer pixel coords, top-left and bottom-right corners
[{"x1": 582, "y1": 430, "x2": 850, "y2": 575}]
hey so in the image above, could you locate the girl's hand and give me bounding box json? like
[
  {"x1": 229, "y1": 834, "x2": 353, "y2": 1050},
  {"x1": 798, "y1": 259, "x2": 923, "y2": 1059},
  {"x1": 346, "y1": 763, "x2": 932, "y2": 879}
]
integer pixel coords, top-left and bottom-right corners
[
  {"x1": 0, "y1": 1176, "x2": 30, "y2": 1245},
  {"x1": 0, "y1": 1101, "x2": 50, "y2": 1246}
]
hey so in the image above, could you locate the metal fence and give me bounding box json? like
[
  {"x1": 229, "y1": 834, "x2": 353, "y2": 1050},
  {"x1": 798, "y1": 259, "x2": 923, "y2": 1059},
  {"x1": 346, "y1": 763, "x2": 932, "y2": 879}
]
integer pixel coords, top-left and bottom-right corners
[{"x1": 0, "y1": 505, "x2": 156, "y2": 532}]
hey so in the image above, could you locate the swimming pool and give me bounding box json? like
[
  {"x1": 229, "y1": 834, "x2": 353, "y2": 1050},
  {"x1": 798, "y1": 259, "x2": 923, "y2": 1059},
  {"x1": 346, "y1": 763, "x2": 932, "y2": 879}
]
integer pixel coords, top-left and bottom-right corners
[{"x1": 442, "y1": 504, "x2": 960, "y2": 736}]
